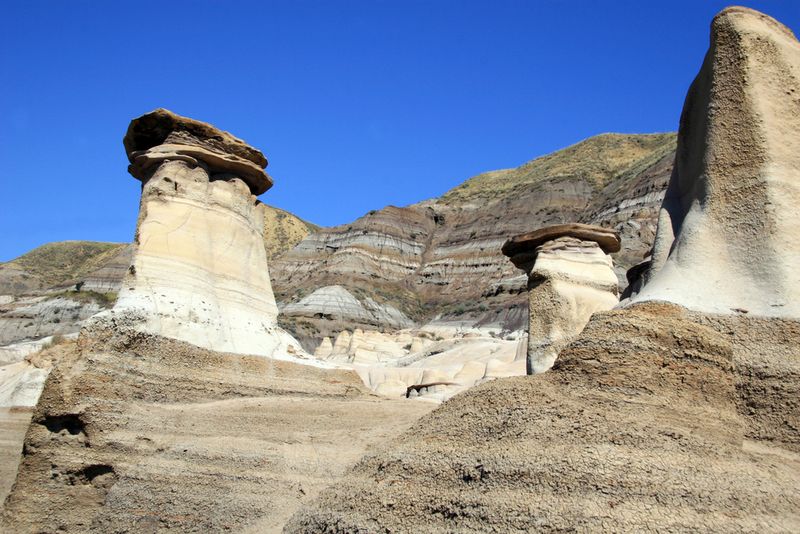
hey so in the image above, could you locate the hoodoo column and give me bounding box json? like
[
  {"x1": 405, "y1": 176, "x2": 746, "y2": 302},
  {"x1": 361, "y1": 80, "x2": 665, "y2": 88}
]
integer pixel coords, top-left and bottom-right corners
[
  {"x1": 502, "y1": 223, "x2": 620, "y2": 373},
  {"x1": 113, "y1": 108, "x2": 295, "y2": 357}
]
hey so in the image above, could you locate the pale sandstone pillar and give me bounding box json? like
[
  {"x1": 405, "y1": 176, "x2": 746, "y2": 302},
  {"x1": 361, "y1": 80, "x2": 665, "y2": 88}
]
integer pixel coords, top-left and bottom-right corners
[
  {"x1": 631, "y1": 7, "x2": 800, "y2": 318},
  {"x1": 502, "y1": 223, "x2": 620, "y2": 374},
  {"x1": 112, "y1": 108, "x2": 299, "y2": 357}
]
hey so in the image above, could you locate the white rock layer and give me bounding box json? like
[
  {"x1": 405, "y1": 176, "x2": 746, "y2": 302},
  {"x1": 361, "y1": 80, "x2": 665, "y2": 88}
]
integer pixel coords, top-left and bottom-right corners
[
  {"x1": 107, "y1": 110, "x2": 307, "y2": 359},
  {"x1": 111, "y1": 161, "x2": 302, "y2": 357},
  {"x1": 282, "y1": 285, "x2": 413, "y2": 329}
]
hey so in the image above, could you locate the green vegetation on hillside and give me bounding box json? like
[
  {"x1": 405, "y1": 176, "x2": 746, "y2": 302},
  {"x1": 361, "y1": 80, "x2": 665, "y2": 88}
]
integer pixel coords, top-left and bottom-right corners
[
  {"x1": 441, "y1": 132, "x2": 677, "y2": 204},
  {"x1": 2, "y1": 241, "x2": 127, "y2": 288},
  {"x1": 263, "y1": 205, "x2": 321, "y2": 260}
]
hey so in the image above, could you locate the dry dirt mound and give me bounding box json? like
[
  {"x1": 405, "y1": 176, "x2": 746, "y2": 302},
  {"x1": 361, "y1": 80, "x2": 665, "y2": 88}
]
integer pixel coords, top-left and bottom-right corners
[
  {"x1": 1, "y1": 318, "x2": 433, "y2": 533},
  {"x1": 287, "y1": 302, "x2": 800, "y2": 532}
]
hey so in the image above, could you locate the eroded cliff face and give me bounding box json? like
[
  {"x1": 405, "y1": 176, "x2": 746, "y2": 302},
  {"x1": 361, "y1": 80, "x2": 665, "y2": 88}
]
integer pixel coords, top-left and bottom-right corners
[
  {"x1": 273, "y1": 132, "x2": 677, "y2": 347},
  {"x1": 0, "y1": 132, "x2": 675, "y2": 355}
]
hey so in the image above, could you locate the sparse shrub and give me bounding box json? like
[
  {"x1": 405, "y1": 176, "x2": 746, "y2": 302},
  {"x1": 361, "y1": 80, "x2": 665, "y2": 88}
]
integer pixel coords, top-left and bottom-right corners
[{"x1": 52, "y1": 290, "x2": 117, "y2": 307}]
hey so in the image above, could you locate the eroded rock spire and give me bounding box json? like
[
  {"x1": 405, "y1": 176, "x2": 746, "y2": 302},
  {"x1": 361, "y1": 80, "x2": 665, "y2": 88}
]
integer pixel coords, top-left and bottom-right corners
[
  {"x1": 112, "y1": 109, "x2": 299, "y2": 357},
  {"x1": 502, "y1": 223, "x2": 620, "y2": 373},
  {"x1": 630, "y1": 7, "x2": 800, "y2": 317}
]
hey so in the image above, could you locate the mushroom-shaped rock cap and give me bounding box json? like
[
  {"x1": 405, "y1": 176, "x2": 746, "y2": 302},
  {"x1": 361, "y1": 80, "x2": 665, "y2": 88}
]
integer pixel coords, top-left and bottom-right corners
[
  {"x1": 123, "y1": 108, "x2": 272, "y2": 195},
  {"x1": 502, "y1": 223, "x2": 621, "y2": 259}
]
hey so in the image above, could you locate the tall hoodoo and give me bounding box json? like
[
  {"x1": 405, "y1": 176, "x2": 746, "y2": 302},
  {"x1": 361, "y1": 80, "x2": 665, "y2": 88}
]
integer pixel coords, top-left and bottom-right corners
[
  {"x1": 113, "y1": 109, "x2": 296, "y2": 357},
  {"x1": 631, "y1": 7, "x2": 800, "y2": 317},
  {"x1": 502, "y1": 223, "x2": 620, "y2": 373}
]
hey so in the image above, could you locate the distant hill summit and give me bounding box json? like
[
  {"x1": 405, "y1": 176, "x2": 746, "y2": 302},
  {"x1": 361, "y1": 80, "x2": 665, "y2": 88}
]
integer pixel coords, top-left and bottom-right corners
[
  {"x1": 0, "y1": 241, "x2": 127, "y2": 294},
  {"x1": 262, "y1": 205, "x2": 320, "y2": 260},
  {"x1": 441, "y1": 132, "x2": 676, "y2": 203}
]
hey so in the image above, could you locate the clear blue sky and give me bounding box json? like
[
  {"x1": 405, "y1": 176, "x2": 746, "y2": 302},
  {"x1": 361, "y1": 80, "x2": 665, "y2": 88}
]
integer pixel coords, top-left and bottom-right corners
[{"x1": 1, "y1": 1, "x2": 797, "y2": 261}]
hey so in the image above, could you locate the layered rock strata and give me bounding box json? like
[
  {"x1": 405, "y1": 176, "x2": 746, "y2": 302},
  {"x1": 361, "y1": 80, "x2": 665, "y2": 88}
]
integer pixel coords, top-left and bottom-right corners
[
  {"x1": 272, "y1": 132, "x2": 676, "y2": 346},
  {"x1": 631, "y1": 6, "x2": 800, "y2": 317},
  {"x1": 1, "y1": 132, "x2": 677, "y2": 356},
  {"x1": 282, "y1": 285, "x2": 413, "y2": 330},
  {"x1": 502, "y1": 223, "x2": 620, "y2": 373},
  {"x1": 0, "y1": 296, "x2": 106, "y2": 346},
  {"x1": 111, "y1": 109, "x2": 301, "y2": 357}
]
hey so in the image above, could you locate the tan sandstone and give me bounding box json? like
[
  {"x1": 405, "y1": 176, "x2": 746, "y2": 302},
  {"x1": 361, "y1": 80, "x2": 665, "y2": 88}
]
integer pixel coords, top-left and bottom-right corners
[
  {"x1": 503, "y1": 223, "x2": 620, "y2": 373},
  {"x1": 109, "y1": 109, "x2": 307, "y2": 359},
  {"x1": 630, "y1": 7, "x2": 800, "y2": 317}
]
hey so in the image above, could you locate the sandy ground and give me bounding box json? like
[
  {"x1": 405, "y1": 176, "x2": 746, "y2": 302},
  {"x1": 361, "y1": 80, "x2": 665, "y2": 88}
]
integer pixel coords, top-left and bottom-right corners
[
  {"x1": 1, "y1": 320, "x2": 433, "y2": 533},
  {"x1": 0, "y1": 408, "x2": 32, "y2": 505}
]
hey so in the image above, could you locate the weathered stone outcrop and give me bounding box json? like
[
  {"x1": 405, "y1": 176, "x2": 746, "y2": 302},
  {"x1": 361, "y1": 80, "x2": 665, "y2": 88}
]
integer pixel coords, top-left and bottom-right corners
[
  {"x1": 503, "y1": 223, "x2": 620, "y2": 373},
  {"x1": 282, "y1": 285, "x2": 413, "y2": 329},
  {"x1": 110, "y1": 109, "x2": 302, "y2": 357},
  {"x1": 0, "y1": 296, "x2": 105, "y2": 346},
  {"x1": 631, "y1": 7, "x2": 800, "y2": 317},
  {"x1": 311, "y1": 326, "x2": 525, "y2": 402}
]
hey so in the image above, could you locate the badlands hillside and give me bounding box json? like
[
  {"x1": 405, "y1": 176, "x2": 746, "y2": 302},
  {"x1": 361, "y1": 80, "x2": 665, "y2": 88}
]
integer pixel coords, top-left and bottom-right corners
[
  {"x1": 0, "y1": 206, "x2": 315, "y2": 344},
  {"x1": 1, "y1": 4, "x2": 798, "y2": 533},
  {"x1": 273, "y1": 131, "x2": 676, "y2": 345},
  {"x1": 288, "y1": 6, "x2": 800, "y2": 531}
]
